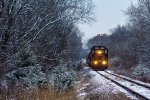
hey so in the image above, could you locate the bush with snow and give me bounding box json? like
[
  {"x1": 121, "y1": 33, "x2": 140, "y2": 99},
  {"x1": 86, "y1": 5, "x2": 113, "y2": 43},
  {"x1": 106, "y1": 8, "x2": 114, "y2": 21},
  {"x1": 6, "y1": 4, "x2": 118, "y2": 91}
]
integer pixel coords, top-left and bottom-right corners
[
  {"x1": 49, "y1": 63, "x2": 76, "y2": 90},
  {"x1": 5, "y1": 61, "x2": 79, "y2": 90},
  {"x1": 133, "y1": 52, "x2": 150, "y2": 81},
  {"x1": 16, "y1": 46, "x2": 37, "y2": 68},
  {"x1": 4, "y1": 46, "x2": 79, "y2": 89},
  {"x1": 132, "y1": 64, "x2": 150, "y2": 81},
  {"x1": 109, "y1": 56, "x2": 122, "y2": 67},
  {"x1": 4, "y1": 46, "x2": 50, "y2": 88},
  {"x1": 5, "y1": 65, "x2": 48, "y2": 88},
  {"x1": 71, "y1": 61, "x2": 82, "y2": 71}
]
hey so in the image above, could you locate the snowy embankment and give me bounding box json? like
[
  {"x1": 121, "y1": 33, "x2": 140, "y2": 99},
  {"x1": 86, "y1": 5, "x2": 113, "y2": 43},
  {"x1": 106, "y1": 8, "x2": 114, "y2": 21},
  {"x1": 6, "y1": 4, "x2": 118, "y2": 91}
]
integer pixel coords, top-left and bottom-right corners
[
  {"x1": 76, "y1": 67, "x2": 138, "y2": 100},
  {"x1": 99, "y1": 71, "x2": 150, "y2": 100},
  {"x1": 90, "y1": 71, "x2": 138, "y2": 100},
  {"x1": 106, "y1": 70, "x2": 150, "y2": 88}
]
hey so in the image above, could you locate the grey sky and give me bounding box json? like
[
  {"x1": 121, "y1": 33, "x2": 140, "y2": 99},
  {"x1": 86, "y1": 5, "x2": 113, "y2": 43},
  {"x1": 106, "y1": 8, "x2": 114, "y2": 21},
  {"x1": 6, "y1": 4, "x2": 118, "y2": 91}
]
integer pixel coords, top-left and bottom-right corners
[{"x1": 79, "y1": 0, "x2": 138, "y2": 43}]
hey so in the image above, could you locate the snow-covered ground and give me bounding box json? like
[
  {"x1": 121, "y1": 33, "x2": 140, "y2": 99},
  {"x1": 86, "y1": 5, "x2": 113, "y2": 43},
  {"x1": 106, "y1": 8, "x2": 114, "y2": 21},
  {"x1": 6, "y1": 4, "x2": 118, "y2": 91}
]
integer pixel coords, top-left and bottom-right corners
[
  {"x1": 90, "y1": 71, "x2": 139, "y2": 100},
  {"x1": 99, "y1": 71, "x2": 150, "y2": 100},
  {"x1": 106, "y1": 70, "x2": 150, "y2": 88},
  {"x1": 76, "y1": 68, "x2": 139, "y2": 100}
]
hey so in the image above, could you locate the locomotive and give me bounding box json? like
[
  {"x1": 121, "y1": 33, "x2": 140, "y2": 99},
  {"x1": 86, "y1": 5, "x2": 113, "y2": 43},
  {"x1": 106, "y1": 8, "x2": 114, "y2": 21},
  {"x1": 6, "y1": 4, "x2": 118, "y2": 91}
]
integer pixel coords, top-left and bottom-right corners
[{"x1": 86, "y1": 46, "x2": 108, "y2": 71}]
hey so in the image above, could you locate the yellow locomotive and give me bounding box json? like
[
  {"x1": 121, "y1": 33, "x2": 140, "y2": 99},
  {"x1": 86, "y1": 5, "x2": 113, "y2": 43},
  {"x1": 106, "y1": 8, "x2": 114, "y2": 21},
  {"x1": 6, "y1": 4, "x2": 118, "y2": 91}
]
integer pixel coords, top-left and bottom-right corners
[{"x1": 87, "y1": 46, "x2": 108, "y2": 71}]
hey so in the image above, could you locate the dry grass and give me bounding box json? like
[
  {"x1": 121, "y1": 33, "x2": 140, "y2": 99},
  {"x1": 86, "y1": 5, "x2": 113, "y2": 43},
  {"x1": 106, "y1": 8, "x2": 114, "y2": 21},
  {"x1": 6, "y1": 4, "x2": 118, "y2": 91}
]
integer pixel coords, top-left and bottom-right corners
[
  {"x1": 0, "y1": 84, "x2": 131, "y2": 100},
  {"x1": 0, "y1": 86, "x2": 77, "y2": 100},
  {"x1": 86, "y1": 92, "x2": 130, "y2": 100}
]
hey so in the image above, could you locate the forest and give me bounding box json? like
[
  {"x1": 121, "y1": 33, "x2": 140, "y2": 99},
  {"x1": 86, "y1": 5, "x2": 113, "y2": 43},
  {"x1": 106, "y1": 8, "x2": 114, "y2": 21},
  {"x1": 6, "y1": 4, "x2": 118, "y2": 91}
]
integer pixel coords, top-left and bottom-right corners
[{"x1": 0, "y1": 0, "x2": 94, "y2": 92}]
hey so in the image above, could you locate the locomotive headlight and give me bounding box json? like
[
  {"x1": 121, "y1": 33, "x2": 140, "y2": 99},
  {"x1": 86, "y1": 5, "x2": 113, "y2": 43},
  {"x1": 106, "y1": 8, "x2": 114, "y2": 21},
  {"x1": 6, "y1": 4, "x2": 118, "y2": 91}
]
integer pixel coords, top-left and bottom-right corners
[
  {"x1": 93, "y1": 61, "x2": 98, "y2": 65},
  {"x1": 102, "y1": 60, "x2": 107, "y2": 65},
  {"x1": 97, "y1": 50, "x2": 102, "y2": 55}
]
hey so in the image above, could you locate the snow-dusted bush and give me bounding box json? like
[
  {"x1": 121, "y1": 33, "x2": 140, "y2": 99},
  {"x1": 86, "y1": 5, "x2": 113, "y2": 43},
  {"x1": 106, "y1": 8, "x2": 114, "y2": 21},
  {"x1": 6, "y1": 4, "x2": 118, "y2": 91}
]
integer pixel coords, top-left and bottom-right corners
[
  {"x1": 5, "y1": 65, "x2": 48, "y2": 88},
  {"x1": 132, "y1": 64, "x2": 150, "y2": 81},
  {"x1": 72, "y1": 61, "x2": 82, "y2": 71},
  {"x1": 16, "y1": 46, "x2": 37, "y2": 68},
  {"x1": 65, "y1": 60, "x2": 82, "y2": 71},
  {"x1": 5, "y1": 63, "x2": 76, "y2": 89},
  {"x1": 109, "y1": 56, "x2": 122, "y2": 67},
  {"x1": 133, "y1": 52, "x2": 150, "y2": 81},
  {"x1": 49, "y1": 63, "x2": 76, "y2": 90},
  {"x1": 4, "y1": 46, "x2": 50, "y2": 88},
  {"x1": 5, "y1": 59, "x2": 78, "y2": 89}
]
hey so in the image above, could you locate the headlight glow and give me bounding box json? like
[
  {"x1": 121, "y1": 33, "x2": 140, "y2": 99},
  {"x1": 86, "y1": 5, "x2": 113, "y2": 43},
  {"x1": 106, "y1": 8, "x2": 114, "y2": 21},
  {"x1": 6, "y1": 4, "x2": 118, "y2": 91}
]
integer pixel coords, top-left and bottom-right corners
[
  {"x1": 93, "y1": 61, "x2": 98, "y2": 65},
  {"x1": 102, "y1": 60, "x2": 107, "y2": 65},
  {"x1": 97, "y1": 50, "x2": 102, "y2": 55}
]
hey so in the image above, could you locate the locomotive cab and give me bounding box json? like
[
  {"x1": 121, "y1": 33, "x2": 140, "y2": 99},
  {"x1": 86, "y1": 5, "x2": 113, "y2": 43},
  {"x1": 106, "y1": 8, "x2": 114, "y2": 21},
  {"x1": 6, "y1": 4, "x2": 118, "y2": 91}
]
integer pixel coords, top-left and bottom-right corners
[{"x1": 87, "y1": 46, "x2": 108, "y2": 71}]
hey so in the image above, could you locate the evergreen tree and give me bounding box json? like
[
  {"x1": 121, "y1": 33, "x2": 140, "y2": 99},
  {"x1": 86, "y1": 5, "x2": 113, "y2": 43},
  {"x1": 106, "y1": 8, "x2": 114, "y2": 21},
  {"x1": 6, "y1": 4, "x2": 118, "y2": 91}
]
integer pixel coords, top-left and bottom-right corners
[{"x1": 17, "y1": 46, "x2": 37, "y2": 68}]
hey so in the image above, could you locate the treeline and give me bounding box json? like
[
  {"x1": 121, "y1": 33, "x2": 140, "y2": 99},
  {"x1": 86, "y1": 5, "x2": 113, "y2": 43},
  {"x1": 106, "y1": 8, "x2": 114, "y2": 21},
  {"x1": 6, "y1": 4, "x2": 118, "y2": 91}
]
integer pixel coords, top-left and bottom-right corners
[
  {"x1": 87, "y1": 0, "x2": 150, "y2": 82},
  {"x1": 0, "y1": 0, "x2": 94, "y2": 89},
  {"x1": 0, "y1": 0, "x2": 94, "y2": 72}
]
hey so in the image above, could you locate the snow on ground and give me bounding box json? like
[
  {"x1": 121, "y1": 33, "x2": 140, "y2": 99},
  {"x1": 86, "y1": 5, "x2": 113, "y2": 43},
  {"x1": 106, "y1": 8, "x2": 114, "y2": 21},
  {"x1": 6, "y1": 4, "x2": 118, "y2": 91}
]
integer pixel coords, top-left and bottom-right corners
[
  {"x1": 75, "y1": 68, "x2": 89, "y2": 99},
  {"x1": 89, "y1": 70, "x2": 138, "y2": 100},
  {"x1": 99, "y1": 71, "x2": 150, "y2": 100},
  {"x1": 106, "y1": 70, "x2": 150, "y2": 88}
]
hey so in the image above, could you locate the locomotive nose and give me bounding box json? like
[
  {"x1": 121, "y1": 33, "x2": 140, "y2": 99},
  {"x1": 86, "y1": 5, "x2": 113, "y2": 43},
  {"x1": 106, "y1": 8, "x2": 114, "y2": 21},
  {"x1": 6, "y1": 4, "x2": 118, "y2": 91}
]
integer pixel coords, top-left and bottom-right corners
[{"x1": 87, "y1": 46, "x2": 108, "y2": 71}]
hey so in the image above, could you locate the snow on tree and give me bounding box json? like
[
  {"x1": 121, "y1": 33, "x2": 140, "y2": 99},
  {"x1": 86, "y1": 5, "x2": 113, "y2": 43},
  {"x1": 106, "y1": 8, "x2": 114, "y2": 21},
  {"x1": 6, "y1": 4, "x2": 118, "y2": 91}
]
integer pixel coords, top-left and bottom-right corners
[
  {"x1": 0, "y1": 0, "x2": 94, "y2": 90},
  {"x1": 0, "y1": 0, "x2": 94, "y2": 72}
]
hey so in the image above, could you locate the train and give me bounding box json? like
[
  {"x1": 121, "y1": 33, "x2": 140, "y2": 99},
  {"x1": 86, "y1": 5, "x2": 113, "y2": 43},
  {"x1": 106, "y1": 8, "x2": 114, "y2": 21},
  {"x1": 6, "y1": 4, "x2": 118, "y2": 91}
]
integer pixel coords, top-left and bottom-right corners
[{"x1": 86, "y1": 46, "x2": 108, "y2": 71}]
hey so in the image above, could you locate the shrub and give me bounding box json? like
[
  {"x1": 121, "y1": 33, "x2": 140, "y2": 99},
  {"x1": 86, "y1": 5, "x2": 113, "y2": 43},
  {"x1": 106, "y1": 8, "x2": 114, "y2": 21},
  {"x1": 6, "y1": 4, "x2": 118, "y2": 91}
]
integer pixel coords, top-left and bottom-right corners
[
  {"x1": 132, "y1": 64, "x2": 150, "y2": 82},
  {"x1": 49, "y1": 63, "x2": 75, "y2": 90},
  {"x1": 109, "y1": 56, "x2": 122, "y2": 67},
  {"x1": 5, "y1": 61, "x2": 78, "y2": 90},
  {"x1": 16, "y1": 46, "x2": 37, "y2": 68},
  {"x1": 5, "y1": 65, "x2": 48, "y2": 88},
  {"x1": 72, "y1": 61, "x2": 82, "y2": 71}
]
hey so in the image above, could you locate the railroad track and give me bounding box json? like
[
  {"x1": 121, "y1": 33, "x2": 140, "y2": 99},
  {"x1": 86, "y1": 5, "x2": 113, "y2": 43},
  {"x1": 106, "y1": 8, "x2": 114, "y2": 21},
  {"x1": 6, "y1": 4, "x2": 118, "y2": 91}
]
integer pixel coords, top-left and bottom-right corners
[
  {"x1": 105, "y1": 71, "x2": 150, "y2": 89},
  {"x1": 96, "y1": 71, "x2": 150, "y2": 100}
]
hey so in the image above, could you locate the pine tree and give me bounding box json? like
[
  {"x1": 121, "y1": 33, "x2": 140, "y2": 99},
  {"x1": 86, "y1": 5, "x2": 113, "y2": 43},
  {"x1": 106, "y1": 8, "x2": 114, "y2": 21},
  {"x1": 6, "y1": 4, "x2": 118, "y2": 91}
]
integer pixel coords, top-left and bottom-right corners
[{"x1": 17, "y1": 46, "x2": 37, "y2": 68}]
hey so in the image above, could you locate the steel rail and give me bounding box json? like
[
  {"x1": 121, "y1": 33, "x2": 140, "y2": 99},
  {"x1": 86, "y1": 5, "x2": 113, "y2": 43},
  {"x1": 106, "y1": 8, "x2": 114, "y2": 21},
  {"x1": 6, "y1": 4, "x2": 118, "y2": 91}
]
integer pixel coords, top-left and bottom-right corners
[
  {"x1": 105, "y1": 71, "x2": 150, "y2": 89},
  {"x1": 96, "y1": 71, "x2": 150, "y2": 100}
]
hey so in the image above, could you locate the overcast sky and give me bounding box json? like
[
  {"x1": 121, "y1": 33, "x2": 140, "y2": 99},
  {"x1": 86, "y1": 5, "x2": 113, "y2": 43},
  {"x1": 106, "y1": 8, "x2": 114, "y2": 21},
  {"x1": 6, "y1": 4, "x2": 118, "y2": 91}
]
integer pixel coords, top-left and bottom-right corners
[{"x1": 79, "y1": 0, "x2": 138, "y2": 43}]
